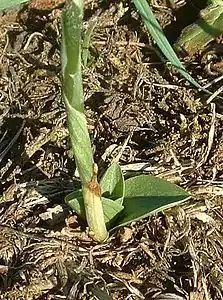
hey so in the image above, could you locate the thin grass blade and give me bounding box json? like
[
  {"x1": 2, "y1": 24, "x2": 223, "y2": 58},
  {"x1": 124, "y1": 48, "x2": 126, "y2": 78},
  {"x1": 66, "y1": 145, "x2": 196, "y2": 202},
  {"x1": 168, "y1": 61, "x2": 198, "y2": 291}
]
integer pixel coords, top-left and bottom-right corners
[{"x1": 133, "y1": 0, "x2": 209, "y2": 92}]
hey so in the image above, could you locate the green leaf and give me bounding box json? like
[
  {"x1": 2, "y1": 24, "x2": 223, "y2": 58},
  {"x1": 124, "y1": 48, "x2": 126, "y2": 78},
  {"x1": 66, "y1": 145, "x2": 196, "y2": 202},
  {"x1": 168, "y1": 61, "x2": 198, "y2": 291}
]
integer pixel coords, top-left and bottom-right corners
[
  {"x1": 65, "y1": 190, "x2": 124, "y2": 229},
  {"x1": 100, "y1": 163, "x2": 124, "y2": 204},
  {"x1": 101, "y1": 197, "x2": 124, "y2": 229},
  {"x1": 65, "y1": 190, "x2": 85, "y2": 219},
  {"x1": 0, "y1": 0, "x2": 29, "y2": 10},
  {"x1": 91, "y1": 287, "x2": 112, "y2": 300},
  {"x1": 61, "y1": 0, "x2": 93, "y2": 184},
  {"x1": 133, "y1": 0, "x2": 210, "y2": 93},
  {"x1": 111, "y1": 175, "x2": 189, "y2": 231}
]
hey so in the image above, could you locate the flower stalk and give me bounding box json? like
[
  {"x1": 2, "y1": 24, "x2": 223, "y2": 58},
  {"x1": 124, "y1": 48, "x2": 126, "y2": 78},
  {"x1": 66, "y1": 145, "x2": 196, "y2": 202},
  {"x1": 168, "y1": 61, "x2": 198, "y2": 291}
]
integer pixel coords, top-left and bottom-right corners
[{"x1": 61, "y1": 0, "x2": 108, "y2": 242}]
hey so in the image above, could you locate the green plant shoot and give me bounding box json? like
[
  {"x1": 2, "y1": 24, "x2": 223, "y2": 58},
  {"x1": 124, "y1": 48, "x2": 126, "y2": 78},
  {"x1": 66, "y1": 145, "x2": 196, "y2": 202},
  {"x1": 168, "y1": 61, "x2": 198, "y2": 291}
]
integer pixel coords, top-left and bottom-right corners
[
  {"x1": 61, "y1": 0, "x2": 108, "y2": 242},
  {"x1": 62, "y1": 0, "x2": 190, "y2": 243}
]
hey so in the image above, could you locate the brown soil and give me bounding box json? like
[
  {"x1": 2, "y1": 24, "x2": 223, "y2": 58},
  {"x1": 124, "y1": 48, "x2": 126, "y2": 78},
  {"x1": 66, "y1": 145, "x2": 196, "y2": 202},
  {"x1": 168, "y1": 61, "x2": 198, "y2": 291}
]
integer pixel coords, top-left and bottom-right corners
[{"x1": 0, "y1": 0, "x2": 223, "y2": 299}]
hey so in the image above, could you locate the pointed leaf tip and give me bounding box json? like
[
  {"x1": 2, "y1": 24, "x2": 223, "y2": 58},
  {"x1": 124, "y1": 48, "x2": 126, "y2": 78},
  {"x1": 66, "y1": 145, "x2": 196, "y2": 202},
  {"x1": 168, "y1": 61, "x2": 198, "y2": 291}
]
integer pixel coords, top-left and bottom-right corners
[{"x1": 112, "y1": 175, "x2": 189, "y2": 230}]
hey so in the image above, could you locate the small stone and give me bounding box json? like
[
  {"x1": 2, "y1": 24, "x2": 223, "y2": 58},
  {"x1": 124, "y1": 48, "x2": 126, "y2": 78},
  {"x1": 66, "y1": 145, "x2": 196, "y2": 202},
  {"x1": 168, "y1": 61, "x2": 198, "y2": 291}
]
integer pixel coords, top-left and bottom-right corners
[
  {"x1": 65, "y1": 215, "x2": 79, "y2": 229},
  {"x1": 119, "y1": 227, "x2": 133, "y2": 243},
  {"x1": 39, "y1": 205, "x2": 65, "y2": 226}
]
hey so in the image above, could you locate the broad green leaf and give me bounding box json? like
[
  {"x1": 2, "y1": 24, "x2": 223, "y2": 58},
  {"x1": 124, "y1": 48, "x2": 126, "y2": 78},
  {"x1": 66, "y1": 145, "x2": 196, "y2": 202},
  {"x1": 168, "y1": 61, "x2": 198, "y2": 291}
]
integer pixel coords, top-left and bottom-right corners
[
  {"x1": 175, "y1": 3, "x2": 223, "y2": 54},
  {"x1": 133, "y1": 0, "x2": 209, "y2": 92},
  {"x1": 61, "y1": 0, "x2": 93, "y2": 184},
  {"x1": 0, "y1": 0, "x2": 29, "y2": 10},
  {"x1": 91, "y1": 287, "x2": 112, "y2": 300},
  {"x1": 100, "y1": 163, "x2": 124, "y2": 204},
  {"x1": 101, "y1": 197, "x2": 124, "y2": 229},
  {"x1": 111, "y1": 175, "x2": 189, "y2": 231},
  {"x1": 65, "y1": 190, "x2": 85, "y2": 218},
  {"x1": 92, "y1": 287, "x2": 112, "y2": 300},
  {"x1": 65, "y1": 190, "x2": 124, "y2": 229}
]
